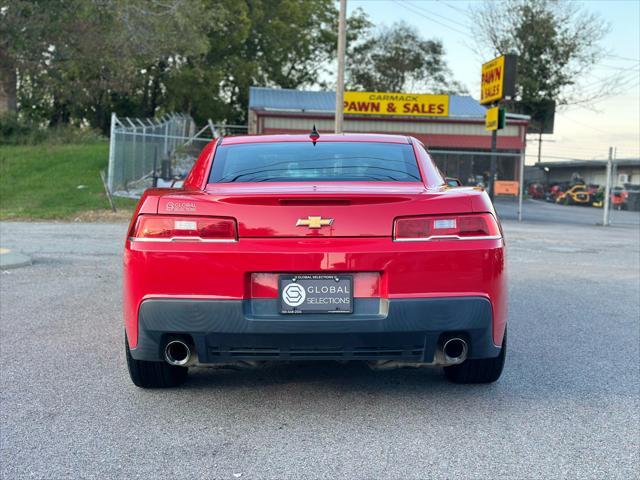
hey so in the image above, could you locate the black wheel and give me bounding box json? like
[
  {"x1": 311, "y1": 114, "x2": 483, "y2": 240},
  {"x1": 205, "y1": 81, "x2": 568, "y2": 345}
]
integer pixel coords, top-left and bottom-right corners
[
  {"x1": 125, "y1": 335, "x2": 188, "y2": 388},
  {"x1": 563, "y1": 196, "x2": 571, "y2": 205},
  {"x1": 444, "y1": 329, "x2": 507, "y2": 384}
]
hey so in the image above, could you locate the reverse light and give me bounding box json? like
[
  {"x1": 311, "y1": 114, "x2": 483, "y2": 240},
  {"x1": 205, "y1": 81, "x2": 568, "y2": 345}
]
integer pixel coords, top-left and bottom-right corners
[
  {"x1": 130, "y1": 215, "x2": 237, "y2": 242},
  {"x1": 394, "y1": 213, "x2": 501, "y2": 241}
]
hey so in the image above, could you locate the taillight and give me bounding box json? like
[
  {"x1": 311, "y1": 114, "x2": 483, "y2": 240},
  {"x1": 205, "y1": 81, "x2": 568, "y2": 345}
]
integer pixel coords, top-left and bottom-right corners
[
  {"x1": 131, "y1": 215, "x2": 237, "y2": 242},
  {"x1": 394, "y1": 213, "x2": 501, "y2": 241}
]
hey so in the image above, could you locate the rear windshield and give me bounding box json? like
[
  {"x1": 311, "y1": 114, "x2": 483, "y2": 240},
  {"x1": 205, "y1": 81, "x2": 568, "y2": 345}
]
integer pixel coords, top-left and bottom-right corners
[{"x1": 209, "y1": 142, "x2": 421, "y2": 183}]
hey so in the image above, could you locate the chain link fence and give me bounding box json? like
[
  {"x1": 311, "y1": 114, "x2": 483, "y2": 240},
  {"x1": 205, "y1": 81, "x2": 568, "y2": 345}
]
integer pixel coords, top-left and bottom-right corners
[
  {"x1": 429, "y1": 148, "x2": 526, "y2": 221},
  {"x1": 107, "y1": 112, "x2": 247, "y2": 197},
  {"x1": 428, "y1": 149, "x2": 523, "y2": 189},
  {"x1": 428, "y1": 149, "x2": 639, "y2": 225}
]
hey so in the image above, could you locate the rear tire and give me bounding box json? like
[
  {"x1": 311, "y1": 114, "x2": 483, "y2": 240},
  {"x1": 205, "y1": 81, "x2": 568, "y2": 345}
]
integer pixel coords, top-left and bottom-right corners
[
  {"x1": 444, "y1": 329, "x2": 506, "y2": 384},
  {"x1": 125, "y1": 335, "x2": 188, "y2": 388}
]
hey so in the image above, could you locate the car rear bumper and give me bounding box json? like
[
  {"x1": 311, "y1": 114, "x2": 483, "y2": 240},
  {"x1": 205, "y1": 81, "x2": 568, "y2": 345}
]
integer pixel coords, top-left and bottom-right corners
[
  {"x1": 129, "y1": 297, "x2": 501, "y2": 363},
  {"x1": 124, "y1": 236, "x2": 507, "y2": 349}
]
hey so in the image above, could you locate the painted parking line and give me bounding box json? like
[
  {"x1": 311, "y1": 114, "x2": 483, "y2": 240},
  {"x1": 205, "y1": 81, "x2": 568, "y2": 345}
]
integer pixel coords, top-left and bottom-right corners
[{"x1": 0, "y1": 247, "x2": 32, "y2": 269}]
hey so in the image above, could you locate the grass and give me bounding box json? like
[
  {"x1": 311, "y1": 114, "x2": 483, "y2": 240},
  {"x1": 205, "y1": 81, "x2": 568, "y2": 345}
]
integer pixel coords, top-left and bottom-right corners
[{"x1": 0, "y1": 142, "x2": 137, "y2": 220}]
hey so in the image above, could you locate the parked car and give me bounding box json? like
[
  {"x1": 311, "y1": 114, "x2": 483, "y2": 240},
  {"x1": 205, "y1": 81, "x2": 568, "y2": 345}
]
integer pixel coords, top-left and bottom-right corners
[{"x1": 123, "y1": 133, "x2": 508, "y2": 388}]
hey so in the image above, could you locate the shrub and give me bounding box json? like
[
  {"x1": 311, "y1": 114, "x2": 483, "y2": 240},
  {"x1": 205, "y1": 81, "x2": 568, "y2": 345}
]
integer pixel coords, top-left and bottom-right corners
[{"x1": 0, "y1": 113, "x2": 105, "y2": 145}]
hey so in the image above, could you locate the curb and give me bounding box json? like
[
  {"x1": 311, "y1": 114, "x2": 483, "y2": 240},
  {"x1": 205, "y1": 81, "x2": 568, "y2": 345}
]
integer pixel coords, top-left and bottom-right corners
[{"x1": 0, "y1": 248, "x2": 32, "y2": 269}]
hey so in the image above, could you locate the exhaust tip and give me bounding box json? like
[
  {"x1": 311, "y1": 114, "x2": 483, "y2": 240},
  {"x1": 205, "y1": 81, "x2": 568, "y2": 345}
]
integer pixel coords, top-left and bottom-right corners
[
  {"x1": 442, "y1": 338, "x2": 468, "y2": 364},
  {"x1": 165, "y1": 340, "x2": 191, "y2": 366}
]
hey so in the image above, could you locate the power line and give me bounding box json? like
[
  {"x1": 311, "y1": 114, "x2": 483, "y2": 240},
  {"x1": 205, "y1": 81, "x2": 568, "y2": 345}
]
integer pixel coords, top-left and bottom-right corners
[
  {"x1": 542, "y1": 149, "x2": 620, "y2": 159},
  {"x1": 607, "y1": 54, "x2": 640, "y2": 63},
  {"x1": 524, "y1": 136, "x2": 609, "y2": 148},
  {"x1": 576, "y1": 66, "x2": 639, "y2": 92},
  {"x1": 523, "y1": 138, "x2": 631, "y2": 156},
  {"x1": 524, "y1": 140, "x2": 631, "y2": 161},
  {"x1": 403, "y1": 0, "x2": 472, "y2": 30},
  {"x1": 593, "y1": 63, "x2": 640, "y2": 72},
  {"x1": 574, "y1": 80, "x2": 640, "y2": 106},
  {"x1": 438, "y1": 0, "x2": 472, "y2": 18},
  {"x1": 394, "y1": 0, "x2": 473, "y2": 39},
  {"x1": 543, "y1": 145, "x2": 618, "y2": 155},
  {"x1": 558, "y1": 70, "x2": 640, "y2": 107},
  {"x1": 395, "y1": 0, "x2": 470, "y2": 37}
]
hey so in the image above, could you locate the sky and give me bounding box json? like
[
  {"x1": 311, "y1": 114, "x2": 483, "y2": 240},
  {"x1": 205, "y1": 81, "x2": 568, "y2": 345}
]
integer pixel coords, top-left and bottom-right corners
[{"x1": 346, "y1": 0, "x2": 640, "y2": 164}]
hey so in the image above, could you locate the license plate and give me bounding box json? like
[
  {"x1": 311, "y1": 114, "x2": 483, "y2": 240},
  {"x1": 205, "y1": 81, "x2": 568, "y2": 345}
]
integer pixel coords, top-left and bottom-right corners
[{"x1": 279, "y1": 275, "x2": 353, "y2": 314}]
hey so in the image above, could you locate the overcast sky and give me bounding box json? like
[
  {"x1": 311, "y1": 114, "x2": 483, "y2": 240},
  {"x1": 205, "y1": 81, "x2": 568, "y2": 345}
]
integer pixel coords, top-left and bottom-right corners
[{"x1": 347, "y1": 0, "x2": 640, "y2": 164}]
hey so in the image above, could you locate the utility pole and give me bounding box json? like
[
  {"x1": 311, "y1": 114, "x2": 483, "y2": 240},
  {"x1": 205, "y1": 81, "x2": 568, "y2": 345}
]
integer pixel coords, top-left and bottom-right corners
[
  {"x1": 602, "y1": 146, "x2": 614, "y2": 226},
  {"x1": 537, "y1": 130, "x2": 543, "y2": 164},
  {"x1": 531, "y1": 132, "x2": 555, "y2": 165},
  {"x1": 517, "y1": 150, "x2": 525, "y2": 222},
  {"x1": 334, "y1": 0, "x2": 347, "y2": 134}
]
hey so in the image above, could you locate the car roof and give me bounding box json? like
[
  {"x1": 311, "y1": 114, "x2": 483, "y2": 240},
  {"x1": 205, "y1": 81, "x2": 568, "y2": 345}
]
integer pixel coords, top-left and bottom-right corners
[{"x1": 219, "y1": 133, "x2": 412, "y2": 146}]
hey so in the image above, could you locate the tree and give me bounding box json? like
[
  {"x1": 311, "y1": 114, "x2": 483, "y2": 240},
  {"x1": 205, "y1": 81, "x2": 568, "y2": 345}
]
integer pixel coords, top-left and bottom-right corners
[
  {"x1": 0, "y1": 1, "x2": 53, "y2": 114},
  {"x1": 1, "y1": 0, "x2": 375, "y2": 130},
  {"x1": 471, "y1": 0, "x2": 609, "y2": 119},
  {"x1": 1, "y1": 0, "x2": 371, "y2": 129},
  {"x1": 346, "y1": 22, "x2": 466, "y2": 94},
  {"x1": 1, "y1": 0, "x2": 212, "y2": 131},
  {"x1": 164, "y1": 0, "x2": 371, "y2": 126}
]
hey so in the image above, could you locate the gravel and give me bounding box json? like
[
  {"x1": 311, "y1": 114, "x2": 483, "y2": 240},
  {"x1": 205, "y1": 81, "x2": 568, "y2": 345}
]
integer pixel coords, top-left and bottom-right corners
[{"x1": 0, "y1": 216, "x2": 638, "y2": 479}]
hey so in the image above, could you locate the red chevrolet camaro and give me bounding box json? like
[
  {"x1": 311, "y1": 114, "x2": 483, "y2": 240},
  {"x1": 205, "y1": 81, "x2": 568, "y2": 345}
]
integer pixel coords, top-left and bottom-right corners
[{"x1": 123, "y1": 132, "x2": 507, "y2": 388}]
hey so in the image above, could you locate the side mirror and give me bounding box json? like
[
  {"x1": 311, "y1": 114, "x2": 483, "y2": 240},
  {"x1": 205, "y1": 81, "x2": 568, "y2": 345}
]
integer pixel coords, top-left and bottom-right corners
[{"x1": 445, "y1": 177, "x2": 462, "y2": 187}]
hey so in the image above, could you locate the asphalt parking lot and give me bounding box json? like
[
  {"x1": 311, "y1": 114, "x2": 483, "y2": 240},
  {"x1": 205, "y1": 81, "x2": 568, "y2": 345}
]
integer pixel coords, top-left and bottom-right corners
[
  {"x1": 495, "y1": 197, "x2": 640, "y2": 226},
  {"x1": 1, "y1": 213, "x2": 639, "y2": 479}
]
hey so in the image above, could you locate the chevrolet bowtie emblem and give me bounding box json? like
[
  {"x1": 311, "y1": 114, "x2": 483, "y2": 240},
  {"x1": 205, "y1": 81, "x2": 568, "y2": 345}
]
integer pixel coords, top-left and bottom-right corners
[{"x1": 296, "y1": 216, "x2": 334, "y2": 229}]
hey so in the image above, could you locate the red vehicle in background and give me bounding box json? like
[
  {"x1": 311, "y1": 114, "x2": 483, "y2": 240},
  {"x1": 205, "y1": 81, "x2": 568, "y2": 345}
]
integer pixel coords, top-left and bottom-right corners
[
  {"x1": 547, "y1": 184, "x2": 565, "y2": 202},
  {"x1": 123, "y1": 133, "x2": 507, "y2": 388},
  {"x1": 611, "y1": 187, "x2": 629, "y2": 210},
  {"x1": 528, "y1": 183, "x2": 545, "y2": 199}
]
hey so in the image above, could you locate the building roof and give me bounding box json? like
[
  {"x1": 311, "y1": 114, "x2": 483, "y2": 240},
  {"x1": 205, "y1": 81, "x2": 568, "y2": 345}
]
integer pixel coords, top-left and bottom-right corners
[
  {"x1": 249, "y1": 86, "x2": 489, "y2": 119},
  {"x1": 537, "y1": 159, "x2": 640, "y2": 169}
]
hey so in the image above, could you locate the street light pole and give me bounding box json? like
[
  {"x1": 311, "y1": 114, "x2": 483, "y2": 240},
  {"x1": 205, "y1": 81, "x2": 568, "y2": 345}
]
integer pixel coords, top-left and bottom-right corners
[{"x1": 334, "y1": 0, "x2": 347, "y2": 134}]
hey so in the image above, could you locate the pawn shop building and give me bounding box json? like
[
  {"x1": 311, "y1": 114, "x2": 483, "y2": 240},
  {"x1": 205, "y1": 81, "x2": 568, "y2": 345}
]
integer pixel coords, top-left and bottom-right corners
[{"x1": 248, "y1": 87, "x2": 529, "y2": 187}]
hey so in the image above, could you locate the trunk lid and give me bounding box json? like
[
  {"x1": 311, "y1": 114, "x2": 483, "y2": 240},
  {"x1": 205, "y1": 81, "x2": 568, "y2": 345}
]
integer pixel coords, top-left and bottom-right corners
[{"x1": 158, "y1": 183, "x2": 477, "y2": 238}]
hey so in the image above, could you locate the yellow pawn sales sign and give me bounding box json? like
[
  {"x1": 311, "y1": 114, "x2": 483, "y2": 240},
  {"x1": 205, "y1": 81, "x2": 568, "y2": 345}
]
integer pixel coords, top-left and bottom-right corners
[
  {"x1": 343, "y1": 91, "x2": 449, "y2": 117},
  {"x1": 480, "y1": 54, "x2": 517, "y2": 105}
]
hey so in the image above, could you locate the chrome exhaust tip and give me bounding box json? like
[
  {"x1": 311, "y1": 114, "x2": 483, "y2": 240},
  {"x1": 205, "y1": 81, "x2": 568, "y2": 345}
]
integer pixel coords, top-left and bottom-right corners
[
  {"x1": 164, "y1": 340, "x2": 192, "y2": 367},
  {"x1": 442, "y1": 337, "x2": 468, "y2": 364}
]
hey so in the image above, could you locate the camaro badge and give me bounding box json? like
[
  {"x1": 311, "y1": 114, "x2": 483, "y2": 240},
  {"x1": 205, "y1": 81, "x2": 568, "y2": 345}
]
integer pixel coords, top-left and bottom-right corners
[{"x1": 296, "y1": 216, "x2": 334, "y2": 229}]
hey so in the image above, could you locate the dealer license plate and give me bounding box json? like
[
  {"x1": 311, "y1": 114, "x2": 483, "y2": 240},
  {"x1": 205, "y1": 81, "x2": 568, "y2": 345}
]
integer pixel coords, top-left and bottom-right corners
[{"x1": 279, "y1": 275, "x2": 353, "y2": 314}]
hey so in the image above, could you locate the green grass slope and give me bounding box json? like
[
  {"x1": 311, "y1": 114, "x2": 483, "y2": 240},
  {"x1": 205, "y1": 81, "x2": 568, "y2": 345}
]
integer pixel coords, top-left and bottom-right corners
[{"x1": 0, "y1": 142, "x2": 136, "y2": 220}]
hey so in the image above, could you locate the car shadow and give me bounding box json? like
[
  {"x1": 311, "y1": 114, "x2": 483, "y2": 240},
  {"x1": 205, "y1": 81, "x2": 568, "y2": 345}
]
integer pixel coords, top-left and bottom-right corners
[{"x1": 181, "y1": 361, "x2": 494, "y2": 395}]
